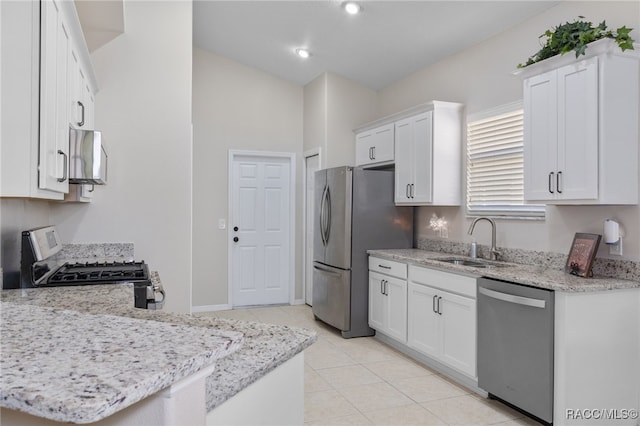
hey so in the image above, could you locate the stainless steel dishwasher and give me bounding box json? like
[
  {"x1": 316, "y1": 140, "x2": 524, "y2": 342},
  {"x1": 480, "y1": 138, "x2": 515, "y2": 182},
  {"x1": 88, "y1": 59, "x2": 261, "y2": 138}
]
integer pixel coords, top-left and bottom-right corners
[{"x1": 477, "y1": 278, "x2": 554, "y2": 424}]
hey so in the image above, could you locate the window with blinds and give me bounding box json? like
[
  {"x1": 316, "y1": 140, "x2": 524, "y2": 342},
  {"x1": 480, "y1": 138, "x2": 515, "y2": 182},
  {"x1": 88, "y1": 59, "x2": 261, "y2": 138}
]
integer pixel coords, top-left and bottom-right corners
[{"x1": 466, "y1": 102, "x2": 545, "y2": 218}]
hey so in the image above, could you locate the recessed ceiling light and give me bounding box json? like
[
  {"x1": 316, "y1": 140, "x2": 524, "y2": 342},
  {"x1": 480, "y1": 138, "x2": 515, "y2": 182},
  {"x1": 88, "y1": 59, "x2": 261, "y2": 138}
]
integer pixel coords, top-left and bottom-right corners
[
  {"x1": 295, "y1": 48, "x2": 311, "y2": 59},
  {"x1": 343, "y1": 1, "x2": 361, "y2": 15}
]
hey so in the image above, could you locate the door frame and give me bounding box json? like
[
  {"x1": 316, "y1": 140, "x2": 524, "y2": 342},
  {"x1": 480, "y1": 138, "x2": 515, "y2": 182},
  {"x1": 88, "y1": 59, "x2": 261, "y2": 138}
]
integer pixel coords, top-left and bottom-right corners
[
  {"x1": 227, "y1": 150, "x2": 297, "y2": 307},
  {"x1": 302, "y1": 147, "x2": 322, "y2": 305}
]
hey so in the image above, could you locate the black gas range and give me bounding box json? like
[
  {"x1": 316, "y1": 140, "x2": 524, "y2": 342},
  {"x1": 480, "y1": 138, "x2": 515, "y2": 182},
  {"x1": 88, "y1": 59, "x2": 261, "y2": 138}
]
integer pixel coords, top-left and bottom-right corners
[
  {"x1": 40, "y1": 260, "x2": 150, "y2": 286},
  {"x1": 19, "y1": 226, "x2": 165, "y2": 309}
]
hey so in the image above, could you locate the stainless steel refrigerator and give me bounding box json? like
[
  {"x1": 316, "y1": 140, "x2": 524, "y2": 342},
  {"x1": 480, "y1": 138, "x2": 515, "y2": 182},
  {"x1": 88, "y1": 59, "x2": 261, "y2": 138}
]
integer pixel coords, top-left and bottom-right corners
[{"x1": 312, "y1": 166, "x2": 413, "y2": 338}]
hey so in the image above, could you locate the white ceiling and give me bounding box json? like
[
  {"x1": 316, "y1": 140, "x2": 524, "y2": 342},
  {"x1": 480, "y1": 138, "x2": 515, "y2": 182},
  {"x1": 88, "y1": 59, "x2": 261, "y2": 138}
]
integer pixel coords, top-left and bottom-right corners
[{"x1": 193, "y1": 1, "x2": 560, "y2": 90}]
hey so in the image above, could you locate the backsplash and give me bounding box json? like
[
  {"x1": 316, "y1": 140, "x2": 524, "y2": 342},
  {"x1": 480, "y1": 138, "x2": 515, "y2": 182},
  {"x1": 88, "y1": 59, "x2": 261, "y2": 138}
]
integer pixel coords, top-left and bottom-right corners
[{"x1": 417, "y1": 237, "x2": 640, "y2": 282}]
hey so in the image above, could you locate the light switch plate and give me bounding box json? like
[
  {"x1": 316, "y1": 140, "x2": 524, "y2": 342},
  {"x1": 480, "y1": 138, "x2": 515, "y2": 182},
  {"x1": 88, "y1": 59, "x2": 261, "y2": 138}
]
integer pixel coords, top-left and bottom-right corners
[{"x1": 218, "y1": 219, "x2": 226, "y2": 230}]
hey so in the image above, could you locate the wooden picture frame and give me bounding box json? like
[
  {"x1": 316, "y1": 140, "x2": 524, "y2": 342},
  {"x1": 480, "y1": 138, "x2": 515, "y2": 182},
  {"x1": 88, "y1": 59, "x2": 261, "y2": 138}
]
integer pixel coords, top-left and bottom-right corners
[{"x1": 565, "y1": 233, "x2": 601, "y2": 277}]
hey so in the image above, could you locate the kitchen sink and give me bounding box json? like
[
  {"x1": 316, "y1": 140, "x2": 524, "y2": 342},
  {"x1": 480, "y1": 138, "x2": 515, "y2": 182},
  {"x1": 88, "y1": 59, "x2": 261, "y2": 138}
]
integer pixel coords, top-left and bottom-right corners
[{"x1": 436, "y1": 258, "x2": 509, "y2": 268}]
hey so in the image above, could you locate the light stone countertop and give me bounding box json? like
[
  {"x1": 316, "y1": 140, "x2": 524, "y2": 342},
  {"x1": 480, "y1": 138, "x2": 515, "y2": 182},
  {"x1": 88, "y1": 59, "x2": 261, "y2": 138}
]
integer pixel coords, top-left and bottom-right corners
[
  {"x1": 0, "y1": 284, "x2": 317, "y2": 422},
  {"x1": 368, "y1": 249, "x2": 640, "y2": 292}
]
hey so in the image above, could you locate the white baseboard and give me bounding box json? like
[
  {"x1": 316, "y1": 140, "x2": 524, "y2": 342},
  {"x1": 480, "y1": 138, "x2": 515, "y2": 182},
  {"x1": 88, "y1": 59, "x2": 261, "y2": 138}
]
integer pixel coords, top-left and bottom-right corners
[{"x1": 191, "y1": 304, "x2": 232, "y2": 313}]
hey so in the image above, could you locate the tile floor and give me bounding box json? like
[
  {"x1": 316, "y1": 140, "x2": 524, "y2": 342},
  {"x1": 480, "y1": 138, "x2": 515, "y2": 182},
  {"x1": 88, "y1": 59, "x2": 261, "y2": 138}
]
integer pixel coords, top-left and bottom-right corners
[{"x1": 203, "y1": 304, "x2": 542, "y2": 426}]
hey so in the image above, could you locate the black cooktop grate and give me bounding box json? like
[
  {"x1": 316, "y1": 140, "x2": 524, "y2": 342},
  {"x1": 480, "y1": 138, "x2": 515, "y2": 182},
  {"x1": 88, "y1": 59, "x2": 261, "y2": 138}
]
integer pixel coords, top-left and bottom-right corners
[{"x1": 44, "y1": 261, "x2": 149, "y2": 286}]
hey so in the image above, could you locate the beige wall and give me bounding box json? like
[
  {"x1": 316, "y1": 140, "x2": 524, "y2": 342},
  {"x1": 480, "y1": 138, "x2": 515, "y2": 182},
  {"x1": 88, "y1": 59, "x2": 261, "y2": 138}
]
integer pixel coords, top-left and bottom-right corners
[
  {"x1": 325, "y1": 73, "x2": 379, "y2": 168},
  {"x1": 192, "y1": 48, "x2": 304, "y2": 307},
  {"x1": 379, "y1": 1, "x2": 640, "y2": 261},
  {"x1": 49, "y1": 1, "x2": 194, "y2": 313},
  {"x1": 303, "y1": 72, "x2": 378, "y2": 168},
  {"x1": 303, "y1": 74, "x2": 327, "y2": 159}
]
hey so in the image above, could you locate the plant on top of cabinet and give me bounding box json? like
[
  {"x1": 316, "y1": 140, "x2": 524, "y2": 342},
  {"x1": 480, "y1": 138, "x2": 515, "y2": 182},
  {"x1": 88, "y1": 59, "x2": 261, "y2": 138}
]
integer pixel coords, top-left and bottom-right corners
[{"x1": 518, "y1": 17, "x2": 634, "y2": 68}]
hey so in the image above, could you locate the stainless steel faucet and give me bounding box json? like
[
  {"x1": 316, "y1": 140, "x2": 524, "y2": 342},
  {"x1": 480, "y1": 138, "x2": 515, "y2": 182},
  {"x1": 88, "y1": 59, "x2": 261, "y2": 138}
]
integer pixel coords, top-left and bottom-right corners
[{"x1": 467, "y1": 217, "x2": 500, "y2": 261}]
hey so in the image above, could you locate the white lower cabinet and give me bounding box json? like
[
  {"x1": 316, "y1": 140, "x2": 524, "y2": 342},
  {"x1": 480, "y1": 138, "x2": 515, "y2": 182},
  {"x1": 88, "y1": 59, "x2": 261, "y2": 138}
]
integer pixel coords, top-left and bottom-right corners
[
  {"x1": 368, "y1": 257, "x2": 408, "y2": 343},
  {"x1": 368, "y1": 257, "x2": 478, "y2": 381},
  {"x1": 407, "y1": 266, "x2": 477, "y2": 378},
  {"x1": 369, "y1": 272, "x2": 407, "y2": 342}
]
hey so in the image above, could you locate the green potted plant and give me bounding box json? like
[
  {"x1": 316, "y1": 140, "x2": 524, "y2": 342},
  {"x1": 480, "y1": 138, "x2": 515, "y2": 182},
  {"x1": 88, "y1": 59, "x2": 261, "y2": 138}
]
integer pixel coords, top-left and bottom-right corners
[{"x1": 518, "y1": 16, "x2": 635, "y2": 68}]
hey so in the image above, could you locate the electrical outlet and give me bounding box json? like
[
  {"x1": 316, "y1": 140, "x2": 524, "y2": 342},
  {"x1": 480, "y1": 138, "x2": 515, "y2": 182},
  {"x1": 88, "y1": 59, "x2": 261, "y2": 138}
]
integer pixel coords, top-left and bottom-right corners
[{"x1": 609, "y1": 241, "x2": 622, "y2": 256}]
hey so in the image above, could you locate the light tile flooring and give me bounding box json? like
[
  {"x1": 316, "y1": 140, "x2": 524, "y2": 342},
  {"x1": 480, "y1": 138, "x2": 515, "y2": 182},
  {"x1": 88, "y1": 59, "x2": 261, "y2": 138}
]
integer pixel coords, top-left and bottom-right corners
[{"x1": 203, "y1": 304, "x2": 542, "y2": 426}]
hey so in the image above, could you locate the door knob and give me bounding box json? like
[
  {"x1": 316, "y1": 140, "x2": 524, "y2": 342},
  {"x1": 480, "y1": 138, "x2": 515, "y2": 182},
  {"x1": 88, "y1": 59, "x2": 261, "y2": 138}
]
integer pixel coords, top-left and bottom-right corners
[
  {"x1": 233, "y1": 226, "x2": 239, "y2": 232},
  {"x1": 233, "y1": 237, "x2": 239, "y2": 242}
]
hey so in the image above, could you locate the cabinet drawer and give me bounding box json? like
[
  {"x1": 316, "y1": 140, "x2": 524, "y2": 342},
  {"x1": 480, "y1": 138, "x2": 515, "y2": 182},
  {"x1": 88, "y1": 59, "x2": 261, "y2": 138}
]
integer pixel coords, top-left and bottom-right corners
[
  {"x1": 409, "y1": 265, "x2": 476, "y2": 298},
  {"x1": 369, "y1": 256, "x2": 407, "y2": 279}
]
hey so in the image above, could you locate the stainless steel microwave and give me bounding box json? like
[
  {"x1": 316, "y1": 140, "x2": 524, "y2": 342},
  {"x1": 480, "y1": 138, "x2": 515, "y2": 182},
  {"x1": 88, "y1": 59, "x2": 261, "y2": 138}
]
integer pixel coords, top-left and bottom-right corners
[{"x1": 69, "y1": 128, "x2": 107, "y2": 185}]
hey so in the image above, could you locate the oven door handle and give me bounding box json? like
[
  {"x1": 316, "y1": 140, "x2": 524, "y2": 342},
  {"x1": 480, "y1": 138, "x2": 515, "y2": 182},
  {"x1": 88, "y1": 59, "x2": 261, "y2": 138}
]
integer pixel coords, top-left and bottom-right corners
[{"x1": 479, "y1": 287, "x2": 546, "y2": 309}]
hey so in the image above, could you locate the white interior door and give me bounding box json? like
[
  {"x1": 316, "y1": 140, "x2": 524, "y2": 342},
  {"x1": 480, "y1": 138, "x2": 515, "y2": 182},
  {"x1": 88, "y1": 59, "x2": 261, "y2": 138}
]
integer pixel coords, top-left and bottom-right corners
[
  {"x1": 304, "y1": 153, "x2": 320, "y2": 305},
  {"x1": 231, "y1": 155, "x2": 291, "y2": 307}
]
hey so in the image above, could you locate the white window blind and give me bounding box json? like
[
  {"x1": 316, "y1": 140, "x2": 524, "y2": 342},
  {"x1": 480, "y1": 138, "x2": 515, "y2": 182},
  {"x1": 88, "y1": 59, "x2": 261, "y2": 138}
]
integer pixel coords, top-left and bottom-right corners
[{"x1": 466, "y1": 103, "x2": 544, "y2": 218}]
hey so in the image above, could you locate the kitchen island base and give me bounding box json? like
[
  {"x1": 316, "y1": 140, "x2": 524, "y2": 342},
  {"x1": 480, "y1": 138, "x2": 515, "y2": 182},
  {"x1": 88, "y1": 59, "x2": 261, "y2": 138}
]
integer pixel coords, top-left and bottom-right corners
[
  {"x1": 206, "y1": 352, "x2": 304, "y2": 426},
  {"x1": 0, "y1": 365, "x2": 214, "y2": 426}
]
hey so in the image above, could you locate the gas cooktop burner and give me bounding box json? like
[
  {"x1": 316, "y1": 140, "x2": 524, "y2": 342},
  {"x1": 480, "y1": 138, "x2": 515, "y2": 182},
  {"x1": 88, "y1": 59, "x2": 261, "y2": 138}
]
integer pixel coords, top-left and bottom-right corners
[{"x1": 42, "y1": 260, "x2": 149, "y2": 286}]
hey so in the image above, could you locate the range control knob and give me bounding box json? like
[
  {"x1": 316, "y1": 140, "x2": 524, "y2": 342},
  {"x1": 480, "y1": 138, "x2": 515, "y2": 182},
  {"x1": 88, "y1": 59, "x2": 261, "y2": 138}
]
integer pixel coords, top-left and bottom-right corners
[
  {"x1": 233, "y1": 237, "x2": 239, "y2": 242},
  {"x1": 233, "y1": 226, "x2": 239, "y2": 232}
]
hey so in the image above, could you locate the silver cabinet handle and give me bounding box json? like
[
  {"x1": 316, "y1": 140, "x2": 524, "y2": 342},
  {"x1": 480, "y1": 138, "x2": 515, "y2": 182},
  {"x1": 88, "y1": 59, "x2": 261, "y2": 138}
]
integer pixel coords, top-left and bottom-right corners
[
  {"x1": 57, "y1": 150, "x2": 68, "y2": 182},
  {"x1": 548, "y1": 172, "x2": 555, "y2": 194},
  {"x1": 406, "y1": 184, "x2": 410, "y2": 199},
  {"x1": 432, "y1": 295, "x2": 438, "y2": 313},
  {"x1": 437, "y1": 296, "x2": 442, "y2": 315},
  {"x1": 557, "y1": 171, "x2": 562, "y2": 194},
  {"x1": 384, "y1": 280, "x2": 388, "y2": 296},
  {"x1": 479, "y1": 287, "x2": 546, "y2": 308},
  {"x1": 88, "y1": 184, "x2": 95, "y2": 193},
  {"x1": 378, "y1": 264, "x2": 391, "y2": 270},
  {"x1": 371, "y1": 146, "x2": 376, "y2": 160},
  {"x1": 411, "y1": 183, "x2": 415, "y2": 198},
  {"x1": 77, "y1": 101, "x2": 85, "y2": 127}
]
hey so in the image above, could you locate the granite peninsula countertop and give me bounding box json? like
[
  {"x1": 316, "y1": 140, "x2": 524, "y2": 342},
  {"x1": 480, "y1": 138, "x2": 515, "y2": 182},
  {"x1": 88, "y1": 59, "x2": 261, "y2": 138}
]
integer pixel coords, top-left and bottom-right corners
[
  {"x1": 368, "y1": 249, "x2": 640, "y2": 292},
  {"x1": 1, "y1": 285, "x2": 317, "y2": 422}
]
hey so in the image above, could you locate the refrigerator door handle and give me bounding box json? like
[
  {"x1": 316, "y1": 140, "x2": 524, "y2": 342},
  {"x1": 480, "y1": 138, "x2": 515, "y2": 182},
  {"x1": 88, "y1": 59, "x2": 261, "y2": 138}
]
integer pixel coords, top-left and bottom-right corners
[
  {"x1": 320, "y1": 185, "x2": 328, "y2": 246},
  {"x1": 325, "y1": 186, "x2": 332, "y2": 244}
]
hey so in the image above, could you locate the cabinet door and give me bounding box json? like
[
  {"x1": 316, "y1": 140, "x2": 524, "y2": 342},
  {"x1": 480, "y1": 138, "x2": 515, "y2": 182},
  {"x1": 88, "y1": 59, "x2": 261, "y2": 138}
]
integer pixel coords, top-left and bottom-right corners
[
  {"x1": 368, "y1": 271, "x2": 386, "y2": 331},
  {"x1": 355, "y1": 131, "x2": 374, "y2": 166},
  {"x1": 407, "y1": 282, "x2": 440, "y2": 358},
  {"x1": 523, "y1": 70, "x2": 558, "y2": 201},
  {"x1": 411, "y1": 112, "x2": 433, "y2": 203},
  {"x1": 556, "y1": 58, "x2": 598, "y2": 200},
  {"x1": 68, "y1": 49, "x2": 81, "y2": 128},
  {"x1": 394, "y1": 118, "x2": 414, "y2": 203},
  {"x1": 371, "y1": 124, "x2": 394, "y2": 163},
  {"x1": 439, "y1": 291, "x2": 476, "y2": 377},
  {"x1": 385, "y1": 276, "x2": 407, "y2": 343},
  {"x1": 356, "y1": 125, "x2": 394, "y2": 167},
  {"x1": 39, "y1": 0, "x2": 70, "y2": 193}
]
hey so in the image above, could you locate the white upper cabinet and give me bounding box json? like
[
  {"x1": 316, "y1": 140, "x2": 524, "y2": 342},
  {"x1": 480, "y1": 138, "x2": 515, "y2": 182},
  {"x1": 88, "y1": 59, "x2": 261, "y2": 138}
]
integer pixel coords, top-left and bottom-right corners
[
  {"x1": 394, "y1": 102, "x2": 463, "y2": 206},
  {"x1": 519, "y1": 39, "x2": 639, "y2": 205},
  {"x1": 1, "y1": 0, "x2": 97, "y2": 200},
  {"x1": 355, "y1": 123, "x2": 394, "y2": 168},
  {"x1": 39, "y1": 0, "x2": 71, "y2": 194}
]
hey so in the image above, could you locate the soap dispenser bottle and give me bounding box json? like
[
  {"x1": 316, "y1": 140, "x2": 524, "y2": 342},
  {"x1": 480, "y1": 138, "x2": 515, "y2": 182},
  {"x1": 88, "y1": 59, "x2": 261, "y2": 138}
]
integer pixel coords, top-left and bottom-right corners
[{"x1": 469, "y1": 238, "x2": 477, "y2": 258}]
